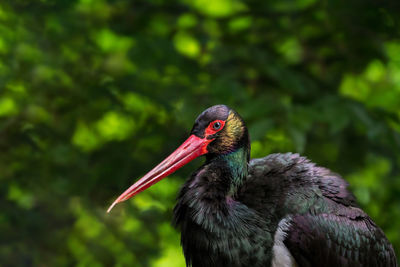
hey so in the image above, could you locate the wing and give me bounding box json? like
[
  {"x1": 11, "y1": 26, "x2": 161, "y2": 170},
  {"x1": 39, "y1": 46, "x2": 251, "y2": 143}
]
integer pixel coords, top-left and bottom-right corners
[
  {"x1": 241, "y1": 153, "x2": 397, "y2": 266},
  {"x1": 241, "y1": 153, "x2": 359, "y2": 215},
  {"x1": 283, "y1": 209, "x2": 397, "y2": 267}
]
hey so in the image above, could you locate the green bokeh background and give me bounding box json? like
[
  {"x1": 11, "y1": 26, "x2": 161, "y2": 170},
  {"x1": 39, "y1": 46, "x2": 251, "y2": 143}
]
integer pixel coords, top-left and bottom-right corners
[{"x1": 1, "y1": 0, "x2": 400, "y2": 266}]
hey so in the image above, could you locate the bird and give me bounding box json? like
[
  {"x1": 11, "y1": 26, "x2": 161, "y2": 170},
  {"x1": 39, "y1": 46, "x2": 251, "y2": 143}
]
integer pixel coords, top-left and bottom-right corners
[{"x1": 108, "y1": 104, "x2": 397, "y2": 267}]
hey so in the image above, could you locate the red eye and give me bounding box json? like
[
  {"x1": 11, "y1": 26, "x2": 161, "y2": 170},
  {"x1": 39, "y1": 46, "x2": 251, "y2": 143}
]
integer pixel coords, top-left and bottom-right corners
[
  {"x1": 213, "y1": 121, "x2": 221, "y2": 130},
  {"x1": 205, "y1": 120, "x2": 225, "y2": 136}
]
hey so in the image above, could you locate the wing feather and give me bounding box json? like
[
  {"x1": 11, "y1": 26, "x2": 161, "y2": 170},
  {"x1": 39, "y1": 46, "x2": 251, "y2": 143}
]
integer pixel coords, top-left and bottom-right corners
[{"x1": 284, "y1": 210, "x2": 397, "y2": 267}]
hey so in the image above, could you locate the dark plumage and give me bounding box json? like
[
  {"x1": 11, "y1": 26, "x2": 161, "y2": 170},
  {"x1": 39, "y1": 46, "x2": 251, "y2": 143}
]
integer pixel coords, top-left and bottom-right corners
[{"x1": 109, "y1": 105, "x2": 397, "y2": 267}]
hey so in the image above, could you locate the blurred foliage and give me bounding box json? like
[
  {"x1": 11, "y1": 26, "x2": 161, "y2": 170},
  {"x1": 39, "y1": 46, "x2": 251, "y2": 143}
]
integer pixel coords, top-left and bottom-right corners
[{"x1": 1, "y1": 0, "x2": 400, "y2": 266}]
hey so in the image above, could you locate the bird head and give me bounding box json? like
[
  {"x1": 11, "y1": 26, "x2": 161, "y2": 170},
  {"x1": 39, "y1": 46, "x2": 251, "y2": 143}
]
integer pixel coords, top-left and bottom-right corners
[
  {"x1": 107, "y1": 105, "x2": 248, "y2": 212},
  {"x1": 191, "y1": 105, "x2": 248, "y2": 155}
]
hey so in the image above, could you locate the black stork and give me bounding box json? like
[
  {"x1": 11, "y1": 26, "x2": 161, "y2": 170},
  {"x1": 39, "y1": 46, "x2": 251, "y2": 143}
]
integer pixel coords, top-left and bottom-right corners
[{"x1": 108, "y1": 105, "x2": 397, "y2": 267}]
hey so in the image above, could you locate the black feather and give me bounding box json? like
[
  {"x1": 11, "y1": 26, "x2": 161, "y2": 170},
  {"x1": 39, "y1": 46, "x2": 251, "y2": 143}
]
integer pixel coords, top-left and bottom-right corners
[{"x1": 172, "y1": 106, "x2": 397, "y2": 267}]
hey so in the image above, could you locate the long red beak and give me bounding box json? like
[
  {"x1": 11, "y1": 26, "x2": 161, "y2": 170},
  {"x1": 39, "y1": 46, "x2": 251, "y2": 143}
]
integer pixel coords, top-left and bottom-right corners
[{"x1": 107, "y1": 135, "x2": 210, "y2": 213}]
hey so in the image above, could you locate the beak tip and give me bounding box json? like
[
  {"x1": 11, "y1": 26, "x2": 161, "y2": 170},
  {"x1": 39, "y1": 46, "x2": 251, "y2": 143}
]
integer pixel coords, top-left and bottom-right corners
[{"x1": 107, "y1": 201, "x2": 118, "y2": 213}]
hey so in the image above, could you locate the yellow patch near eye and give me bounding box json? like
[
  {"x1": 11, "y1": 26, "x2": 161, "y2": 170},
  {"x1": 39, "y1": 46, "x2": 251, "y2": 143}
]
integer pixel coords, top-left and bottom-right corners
[{"x1": 222, "y1": 111, "x2": 244, "y2": 148}]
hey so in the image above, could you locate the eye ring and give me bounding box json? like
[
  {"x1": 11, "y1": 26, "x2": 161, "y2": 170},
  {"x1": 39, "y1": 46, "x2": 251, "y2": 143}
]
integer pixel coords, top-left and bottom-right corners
[{"x1": 213, "y1": 121, "x2": 221, "y2": 130}]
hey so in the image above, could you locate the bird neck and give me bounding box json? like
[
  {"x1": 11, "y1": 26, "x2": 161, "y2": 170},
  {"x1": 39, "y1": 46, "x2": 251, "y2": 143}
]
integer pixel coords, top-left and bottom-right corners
[{"x1": 207, "y1": 145, "x2": 249, "y2": 195}]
